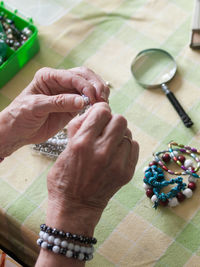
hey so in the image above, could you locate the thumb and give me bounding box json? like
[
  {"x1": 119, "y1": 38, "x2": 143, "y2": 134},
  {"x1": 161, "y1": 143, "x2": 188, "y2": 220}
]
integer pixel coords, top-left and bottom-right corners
[{"x1": 35, "y1": 94, "x2": 85, "y2": 114}]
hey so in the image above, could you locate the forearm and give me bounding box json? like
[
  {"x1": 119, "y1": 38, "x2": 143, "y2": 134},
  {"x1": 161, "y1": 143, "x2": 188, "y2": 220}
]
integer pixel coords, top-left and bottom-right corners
[
  {"x1": 35, "y1": 199, "x2": 102, "y2": 267},
  {"x1": 0, "y1": 109, "x2": 22, "y2": 157}
]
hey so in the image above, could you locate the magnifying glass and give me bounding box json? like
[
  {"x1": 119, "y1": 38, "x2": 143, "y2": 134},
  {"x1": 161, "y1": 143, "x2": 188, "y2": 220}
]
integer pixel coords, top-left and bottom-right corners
[{"x1": 131, "y1": 48, "x2": 193, "y2": 128}]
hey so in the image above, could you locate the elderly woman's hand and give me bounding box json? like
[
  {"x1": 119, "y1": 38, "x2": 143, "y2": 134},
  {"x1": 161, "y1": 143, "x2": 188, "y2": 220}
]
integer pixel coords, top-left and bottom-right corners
[
  {"x1": 0, "y1": 67, "x2": 109, "y2": 157},
  {"x1": 46, "y1": 102, "x2": 139, "y2": 236}
]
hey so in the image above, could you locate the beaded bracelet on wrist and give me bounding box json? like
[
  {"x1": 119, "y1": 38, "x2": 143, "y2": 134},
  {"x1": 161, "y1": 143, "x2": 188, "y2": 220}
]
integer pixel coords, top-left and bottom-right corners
[
  {"x1": 40, "y1": 224, "x2": 97, "y2": 245},
  {"x1": 143, "y1": 142, "x2": 199, "y2": 209}
]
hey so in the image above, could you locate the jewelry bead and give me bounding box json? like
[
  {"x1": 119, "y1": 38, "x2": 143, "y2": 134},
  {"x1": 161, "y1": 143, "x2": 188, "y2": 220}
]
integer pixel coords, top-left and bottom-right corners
[
  {"x1": 184, "y1": 159, "x2": 193, "y2": 169},
  {"x1": 173, "y1": 151, "x2": 179, "y2": 157},
  {"x1": 188, "y1": 182, "x2": 196, "y2": 191},
  {"x1": 88, "y1": 254, "x2": 93, "y2": 261},
  {"x1": 86, "y1": 246, "x2": 93, "y2": 254},
  {"x1": 52, "y1": 246, "x2": 60, "y2": 254},
  {"x1": 78, "y1": 252, "x2": 85, "y2": 261},
  {"x1": 182, "y1": 188, "x2": 193, "y2": 198},
  {"x1": 143, "y1": 182, "x2": 151, "y2": 190},
  {"x1": 168, "y1": 197, "x2": 179, "y2": 207},
  {"x1": 61, "y1": 240, "x2": 68, "y2": 248},
  {"x1": 54, "y1": 238, "x2": 61, "y2": 246},
  {"x1": 80, "y1": 246, "x2": 87, "y2": 253},
  {"x1": 74, "y1": 244, "x2": 80, "y2": 252},
  {"x1": 146, "y1": 188, "x2": 154, "y2": 198},
  {"x1": 37, "y1": 238, "x2": 43, "y2": 246},
  {"x1": 160, "y1": 199, "x2": 169, "y2": 206},
  {"x1": 162, "y1": 153, "x2": 171, "y2": 163},
  {"x1": 149, "y1": 161, "x2": 158, "y2": 166},
  {"x1": 48, "y1": 235, "x2": 55, "y2": 244},
  {"x1": 43, "y1": 233, "x2": 49, "y2": 241},
  {"x1": 176, "y1": 192, "x2": 186, "y2": 202},
  {"x1": 143, "y1": 166, "x2": 149, "y2": 172},
  {"x1": 66, "y1": 250, "x2": 73, "y2": 258},
  {"x1": 188, "y1": 176, "x2": 196, "y2": 183},
  {"x1": 68, "y1": 243, "x2": 74, "y2": 250},
  {"x1": 41, "y1": 241, "x2": 48, "y2": 249},
  {"x1": 151, "y1": 195, "x2": 158, "y2": 203},
  {"x1": 39, "y1": 231, "x2": 45, "y2": 238}
]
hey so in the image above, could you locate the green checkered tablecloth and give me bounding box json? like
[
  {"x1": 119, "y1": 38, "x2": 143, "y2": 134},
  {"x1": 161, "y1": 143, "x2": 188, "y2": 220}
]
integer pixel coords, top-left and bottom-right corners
[{"x1": 1, "y1": 0, "x2": 200, "y2": 266}]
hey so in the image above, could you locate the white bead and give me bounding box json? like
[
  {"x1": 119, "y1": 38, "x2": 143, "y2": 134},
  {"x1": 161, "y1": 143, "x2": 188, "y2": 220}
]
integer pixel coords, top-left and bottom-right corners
[
  {"x1": 43, "y1": 233, "x2": 49, "y2": 241},
  {"x1": 63, "y1": 139, "x2": 68, "y2": 145},
  {"x1": 61, "y1": 240, "x2": 68, "y2": 248},
  {"x1": 183, "y1": 188, "x2": 193, "y2": 198},
  {"x1": 184, "y1": 159, "x2": 193, "y2": 168},
  {"x1": 48, "y1": 235, "x2": 55, "y2": 244},
  {"x1": 88, "y1": 254, "x2": 93, "y2": 261},
  {"x1": 173, "y1": 151, "x2": 179, "y2": 157},
  {"x1": 86, "y1": 246, "x2": 92, "y2": 254},
  {"x1": 168, "y1": 197, "x2": 179, "y2": 207},
  {"x1": 74, "y1": 244, "x2": 80, "y2": 252},
  {"x1": 188, "y1": 176, "x2": 196, "y2": 183},
  {"x1": 66, "y1": 250, "x2": 73, "y2": 258},
  {"x1": 39, "y1": 231, "x2": 45, "y2": 238},
  {"x1": 78, "y1": 252, "x2": 85, "y2": 261},
  {"x1": 68, "y1": 243, "x2": 74, "y2": 250},
  {"x1": 52, "y1": 139, "x2": 57, "y2": 145},
  {"x1": 143, "y1": 183, "x2": 151, "y2": 190},
  {"x1": 41, "y1": 241, "x2": 48, "y2": 249},
  {"x1": 91, "y1": 246, "x2": 94, "y2": 253},
  {"x1": 151, "y1": 195, "x2": 158, "y2": 203},
  {"x1": 80, "y1": 246, "x2": 87, "y2": 253},
  {"x1": 143, "y1": 166, "x2": 149, "y2": 172},
  {"x1": 37, "y1": 238, "x2": 42, "y2": 245},
  {"x1": 52, "y1": 246, "x2": 60, "y2": 254},
  {"x1": 54, "y1": 238, "x2": 61, "y2": 246}
]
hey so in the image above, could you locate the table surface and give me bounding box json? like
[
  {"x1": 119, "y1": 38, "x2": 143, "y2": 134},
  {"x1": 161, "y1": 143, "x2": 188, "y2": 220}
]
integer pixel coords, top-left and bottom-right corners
[{"x1": 1, "y1": 0, "x2": 200, "y2": 266}]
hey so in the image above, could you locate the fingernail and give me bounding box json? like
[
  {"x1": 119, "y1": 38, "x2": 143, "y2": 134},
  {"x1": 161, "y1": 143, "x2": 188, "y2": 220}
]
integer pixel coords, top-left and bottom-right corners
[
  {"x1": 74, "y1": 96, "x2": 84, "y2": 108},
  {"x1": 101, "y1": 91, "x2": 108, "y2": 102}
]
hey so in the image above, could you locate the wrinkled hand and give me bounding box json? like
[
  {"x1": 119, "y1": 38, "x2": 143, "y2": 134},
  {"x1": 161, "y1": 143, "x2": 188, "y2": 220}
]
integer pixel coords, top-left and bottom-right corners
[
  {"x1": 0, "y1": 67, "x2": 109, "y2": 156},
  {"x1": 47, "y1": 102, "x2": 139, "y2": 231}
]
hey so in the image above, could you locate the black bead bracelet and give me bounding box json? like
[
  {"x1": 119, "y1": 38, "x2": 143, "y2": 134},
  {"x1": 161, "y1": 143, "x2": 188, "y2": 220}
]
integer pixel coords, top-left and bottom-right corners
[{"x1": 40, "y1": 224, "x2": 97, "y2": 245}]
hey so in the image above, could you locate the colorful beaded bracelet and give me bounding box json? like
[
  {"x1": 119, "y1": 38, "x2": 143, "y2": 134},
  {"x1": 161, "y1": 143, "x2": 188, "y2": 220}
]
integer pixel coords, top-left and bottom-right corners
[{"x1": 143, "y1": 142, "x2": 199, "y2": 208}]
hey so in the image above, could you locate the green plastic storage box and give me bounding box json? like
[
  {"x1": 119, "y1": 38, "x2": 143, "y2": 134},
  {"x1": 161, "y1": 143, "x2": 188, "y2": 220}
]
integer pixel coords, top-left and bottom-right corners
[{"x1": 0, "y1": 1, "x2": 40, "y2": 88}]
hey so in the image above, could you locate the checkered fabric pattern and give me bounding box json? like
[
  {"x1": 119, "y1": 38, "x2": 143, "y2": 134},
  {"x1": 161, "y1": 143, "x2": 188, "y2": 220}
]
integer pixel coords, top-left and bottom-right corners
[{"x1": 0, "y1": 0, "x2": 200, "y2": 266}]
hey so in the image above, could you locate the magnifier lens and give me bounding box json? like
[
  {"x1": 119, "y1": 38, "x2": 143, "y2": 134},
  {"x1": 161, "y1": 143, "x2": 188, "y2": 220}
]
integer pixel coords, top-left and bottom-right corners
[{"x1": 131, "y1": 49, "x2": 177, "y2": 87}]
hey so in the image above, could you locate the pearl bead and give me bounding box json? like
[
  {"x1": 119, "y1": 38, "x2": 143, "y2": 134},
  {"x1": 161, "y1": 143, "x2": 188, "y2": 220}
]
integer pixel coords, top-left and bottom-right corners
[
  {"x1": 41, "y1": 241, "x2": 48, "y2": 249},
  {"x1": 183, "y1": 188, "x2": 193, "y2": 198},
  {"x1": 86, "y1": 246, "x2": 92, "y2": 254},
  {"x1": 143, "y1": 183, "x2": 151, "y2": 190},
  {"x1": 37, "y1": 238, "x2": 42, "y2": 245},
  {"x1": 66, "y1": 250, "x2": 73, "y2": 258},
  {"x1": 54, "y1": 238, "x2": 61, "y2": 246},
  {"x1": 78, "y1": 253, "x2": 85, "y2": 261},
  {"x1": 61, "y1": 240, "x2": 68, "y2": 248},
  {"x1": 184, "y1": 159, "x2": 193, "y2": 169},
  {"x1": 68, "y1": 243, "x2": 74, "y2": 250},
  {"x1": 74, "y1": 244, "x2": 80, "y2": 252},
  {"x1": 39, "y1": 231, "x2": 45, "y2": 238},
  {"x1": 80, "y1": 246, "x2": 86, "y2": 253},
  {"x1": 168, "y1": 197, "x2": 179, "y2": 207},
  {"x1": 151, "y1": 195, "x2": 158, "y2": 203},
  {"x1": 143, "y1": 166, "x2": 149, "y2": 172},
  {"x1": 48, "y1": 236, "x2": 55, "y2": 244},
  {"x1": 188, "y1": 176, "x2": 196, "y2": 183},
  {"x1": 43, "y1": 233, "x2": 49, "y2": 241},
  {"x1": 52, "y1": 245, "x2": 60, "y2": 254}
]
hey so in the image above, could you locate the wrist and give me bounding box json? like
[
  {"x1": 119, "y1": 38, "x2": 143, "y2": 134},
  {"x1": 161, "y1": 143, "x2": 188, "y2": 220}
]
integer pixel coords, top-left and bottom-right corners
[{"x1": 46, "y1": 198, "x2": 103, "y2": 237}]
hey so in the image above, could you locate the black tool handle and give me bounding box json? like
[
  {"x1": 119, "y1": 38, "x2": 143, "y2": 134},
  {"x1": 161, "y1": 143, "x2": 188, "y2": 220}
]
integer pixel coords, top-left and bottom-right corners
[{"x1": 161, "y1": 84, "x2": 193, "y2": 128}]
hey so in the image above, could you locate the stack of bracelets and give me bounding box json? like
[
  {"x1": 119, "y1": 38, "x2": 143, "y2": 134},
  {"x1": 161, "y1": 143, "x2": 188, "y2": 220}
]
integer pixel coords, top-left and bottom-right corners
[
  {"x1": 37, "y1": 224, "x2": 97, "y2": 261},
  {"x1": 143, "y1": 142, "x2": 200, "y2": 209}
]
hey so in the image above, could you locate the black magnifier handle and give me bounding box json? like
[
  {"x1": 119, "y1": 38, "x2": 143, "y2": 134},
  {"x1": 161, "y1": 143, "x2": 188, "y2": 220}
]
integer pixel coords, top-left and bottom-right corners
[{"x1": 161, "y1": 84, "x2": 193, "y2": 128}]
